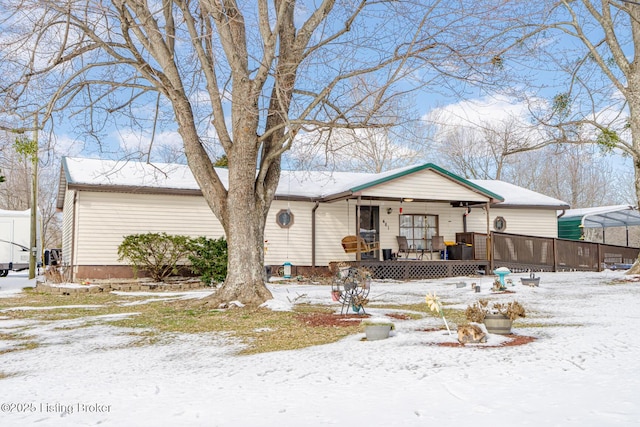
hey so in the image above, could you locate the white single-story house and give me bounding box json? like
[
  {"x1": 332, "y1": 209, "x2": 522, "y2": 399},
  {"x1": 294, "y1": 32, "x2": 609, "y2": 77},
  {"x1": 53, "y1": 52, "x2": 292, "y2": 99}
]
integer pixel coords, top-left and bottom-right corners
[{"x1": 56, "y1": 157, "x2": 570, "y2": 280}]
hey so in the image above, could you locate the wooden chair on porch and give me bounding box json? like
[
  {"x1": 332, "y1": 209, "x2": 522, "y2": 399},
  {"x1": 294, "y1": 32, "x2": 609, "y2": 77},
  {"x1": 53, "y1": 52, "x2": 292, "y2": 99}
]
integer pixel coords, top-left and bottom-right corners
[
  {"x1": 396, "y1": 236, "x2": 424, "y2": 260},
  {"x1": 341, "y1": 235, "x2": 380, "y2": 254}
]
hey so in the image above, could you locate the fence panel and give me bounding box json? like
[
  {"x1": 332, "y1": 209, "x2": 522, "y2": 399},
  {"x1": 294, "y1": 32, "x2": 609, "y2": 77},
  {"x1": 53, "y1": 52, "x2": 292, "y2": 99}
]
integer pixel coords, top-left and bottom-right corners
[
  {"x1": 492, "y1": 233, "x2": 555, "y2": 271},
  {"x1": 491, "y1": 233, "x2": 639, "y2": 272},
  {"x1": 554, "y1": 239, "x2": 599, "y2": 270},
  {"x1": 599, "y1": 244, "x2": 639, "y2": 267}
]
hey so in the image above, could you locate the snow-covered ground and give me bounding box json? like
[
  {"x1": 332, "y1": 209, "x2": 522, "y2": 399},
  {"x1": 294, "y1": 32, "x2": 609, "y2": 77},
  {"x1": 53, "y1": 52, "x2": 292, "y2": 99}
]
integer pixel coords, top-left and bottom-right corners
[{"x1": 1, "y1": 270, "x2": 639, "y2": 426}]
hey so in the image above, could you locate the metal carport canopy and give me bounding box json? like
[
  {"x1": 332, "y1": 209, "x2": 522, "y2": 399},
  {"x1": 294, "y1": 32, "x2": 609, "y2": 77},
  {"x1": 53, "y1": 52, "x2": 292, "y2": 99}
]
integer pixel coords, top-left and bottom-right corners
[{"x1": 562, "y1": 205, "x2": 640, "y2": 228}]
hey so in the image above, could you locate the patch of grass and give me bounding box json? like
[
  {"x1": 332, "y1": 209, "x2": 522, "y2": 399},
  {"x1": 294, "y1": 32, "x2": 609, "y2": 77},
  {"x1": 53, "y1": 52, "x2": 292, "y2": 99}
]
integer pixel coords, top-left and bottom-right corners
[
  {"x1": 441, "y1": 307, "x2": 467, "y2": 325},
  {"x1": 0, "y1": 331, "x2": 41, "y2": 355},
  {"x1": 0, "y1": 291, "x2": 160, "y2": 322},
  {"x1": 0, "y1": 371, "x2": 17, "y2": 380},
  {"x1": 107, "y1": 302, "x2": 360, "y2": 354},
  {"x1": 118, "y1": 330, "x2": 162, "y2": 348},
  {"x1": 0, "y1": 292, "x2": 369, "y2": 355},
  {"x1": 371, "y1": 302, "x2": 427, "y2": 313},
  {"x1": 293, "y1": 304, "x2": 335, "y2": 314}
]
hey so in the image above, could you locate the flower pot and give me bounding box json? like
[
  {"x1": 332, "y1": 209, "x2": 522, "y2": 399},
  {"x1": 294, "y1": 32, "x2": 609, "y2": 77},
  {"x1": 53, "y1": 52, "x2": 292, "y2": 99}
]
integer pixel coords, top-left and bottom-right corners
[
  {"x1": 365, "y1": 325, "x2": 392, "y2": 341},
  {"x1": 483, "y1": 314, "x2": 512, "y2": 335},
  {"x1": 520, "y1": 277, "x2": 540, "y2": 287}
]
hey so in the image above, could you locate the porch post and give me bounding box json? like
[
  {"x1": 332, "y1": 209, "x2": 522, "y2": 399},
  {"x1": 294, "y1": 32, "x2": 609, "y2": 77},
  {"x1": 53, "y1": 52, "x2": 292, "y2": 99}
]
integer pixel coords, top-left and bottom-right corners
[
  {"x1": 356, "y1": 196, "x2": 362, "y2": 261},
  {"x1": 485, "y1": 202, "x2": 491, "y2": 262}
]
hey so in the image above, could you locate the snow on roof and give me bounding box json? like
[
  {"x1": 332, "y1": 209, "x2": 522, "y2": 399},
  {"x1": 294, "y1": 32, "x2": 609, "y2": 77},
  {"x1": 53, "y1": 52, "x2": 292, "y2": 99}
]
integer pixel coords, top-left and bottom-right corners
[
  {"x1": 61, "y1": 157, "x2": 427, "y2": 199},
  {"x1": 559, "y1": 205, "x2": 640, "y2": 228},
  {"x1": 61, "y1": 157, "x2": 565, "y2": 208},
  {"x1": 471, "y1": 179, "x2": 569, "y2": 209},
  {"x1": 62, "y1": 157, "x2": 201, "y2": 190}
]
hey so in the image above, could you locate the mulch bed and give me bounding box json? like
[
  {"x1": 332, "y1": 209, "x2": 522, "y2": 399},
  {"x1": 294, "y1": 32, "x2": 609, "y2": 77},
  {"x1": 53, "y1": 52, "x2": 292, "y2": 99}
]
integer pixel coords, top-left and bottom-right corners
[
  {"x1": 295, "y1": 313, "x2": 536, "y2": 348},
  {"x1": 296, "y1": 312, "x2": 410, "y2": 327},
  {"x1": 385, "y1": 313, "x2": 411, "y2": 320}
]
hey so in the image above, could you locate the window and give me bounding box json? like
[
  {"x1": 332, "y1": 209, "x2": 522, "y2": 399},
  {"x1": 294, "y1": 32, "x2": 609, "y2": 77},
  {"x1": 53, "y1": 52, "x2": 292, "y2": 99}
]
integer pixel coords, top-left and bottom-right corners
[
  {"x1": 276, "y1": 209, "x2": 294, "y2": 228},
  {"x1": 493, "y1": 216, "x2": 506, "y2": 232},
  {"x1": 399, "y1": 214, "x2": 438, "y2": 250}
]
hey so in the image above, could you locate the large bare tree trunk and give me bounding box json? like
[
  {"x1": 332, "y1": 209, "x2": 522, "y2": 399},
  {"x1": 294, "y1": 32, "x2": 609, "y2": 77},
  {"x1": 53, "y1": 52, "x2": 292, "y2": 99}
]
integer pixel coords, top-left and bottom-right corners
[
  {"x1": 174, "y1": 94, "x2": 274, "y2": 305},
  {"x1": 627, "y1": 83, "x2": 640, "y2": 274},
  {"x1": 219, "y1": 199, "x2": 273, "y2": 304}
]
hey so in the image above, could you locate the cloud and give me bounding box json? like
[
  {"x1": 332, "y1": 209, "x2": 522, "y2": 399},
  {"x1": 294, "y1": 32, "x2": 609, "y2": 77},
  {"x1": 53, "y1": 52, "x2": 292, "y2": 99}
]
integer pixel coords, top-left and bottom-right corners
[{"x1": 425, "y1": 94, "x2": 534, "y2": 128}]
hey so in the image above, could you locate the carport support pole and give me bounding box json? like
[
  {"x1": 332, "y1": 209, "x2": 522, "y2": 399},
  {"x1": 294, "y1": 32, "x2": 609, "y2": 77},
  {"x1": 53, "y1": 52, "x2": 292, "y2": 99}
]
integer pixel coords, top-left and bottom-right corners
[{"x1": 627, "y1": 226, "x2": 630, "y2": 247}]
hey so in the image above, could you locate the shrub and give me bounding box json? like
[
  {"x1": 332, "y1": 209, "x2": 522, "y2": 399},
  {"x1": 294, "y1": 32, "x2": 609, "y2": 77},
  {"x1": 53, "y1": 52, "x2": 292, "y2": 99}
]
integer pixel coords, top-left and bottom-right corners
[
  {"x1": 188, "y1": 236, "x2": 228, "y2": 286},
  {"x1": 465, "y1": 299, "x2": 526, "y2": 323},
  {"x1": 118, "y1": 233, "x2": 192, "y2": 281}
]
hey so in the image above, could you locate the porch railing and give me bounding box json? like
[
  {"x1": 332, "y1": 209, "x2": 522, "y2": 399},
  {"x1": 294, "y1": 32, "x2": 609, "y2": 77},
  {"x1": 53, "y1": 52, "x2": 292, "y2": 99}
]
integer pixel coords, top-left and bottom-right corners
[
  {"x1": 461, "y1": 231, "x2": 639, "y2": 272},
  {"x1": 335, "y1": 231, "x2": 638, "y2": 281}
]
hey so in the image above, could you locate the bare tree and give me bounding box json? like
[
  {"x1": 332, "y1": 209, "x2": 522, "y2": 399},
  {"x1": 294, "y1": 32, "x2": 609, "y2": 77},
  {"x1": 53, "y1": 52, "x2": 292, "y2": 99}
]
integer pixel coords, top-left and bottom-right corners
[
  {"x1": 286, "y1": 92, "x2": 431, "y2": 173},
  {"x1": 0, "y1": 132, "x2": 62, "y2": 249},
  {"x1": 0, "y1": 141, "x2": 30, "y2": 210},
  {"x1": 505, "y1": 144, "x2": 620, "y2": 209},
  {"x1": 431, "y1": 112, "x2": 622, "y2": 208},
  {"x1": 514, "y1": 1, "x2": 640, "y2": 206},
  {"x1": 437, "y1": 125, "x2": 491, "y2": 179},
  {"x1": 434, "y1": 115, "x2": 539, "y2": 180},
  {"x1": 0, "y1": 1, "x2": 530, "y2": 305}
]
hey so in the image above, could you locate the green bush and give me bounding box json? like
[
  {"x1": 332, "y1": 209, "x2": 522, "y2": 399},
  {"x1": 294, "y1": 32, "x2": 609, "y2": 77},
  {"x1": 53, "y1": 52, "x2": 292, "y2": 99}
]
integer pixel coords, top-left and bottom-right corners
[
  {"x1": 118, "y1": 233, "x2": 192, "y2": 281},
  {"x1": 188, "y1": 236, "x2": 228, "y2": 286}
]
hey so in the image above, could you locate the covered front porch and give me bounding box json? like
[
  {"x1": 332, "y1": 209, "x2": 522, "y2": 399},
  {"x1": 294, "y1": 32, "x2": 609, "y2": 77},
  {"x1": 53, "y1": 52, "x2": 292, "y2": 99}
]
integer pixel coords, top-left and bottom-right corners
[{"x1": 331, "y1": 231, "x2": 640, "y2": 280}]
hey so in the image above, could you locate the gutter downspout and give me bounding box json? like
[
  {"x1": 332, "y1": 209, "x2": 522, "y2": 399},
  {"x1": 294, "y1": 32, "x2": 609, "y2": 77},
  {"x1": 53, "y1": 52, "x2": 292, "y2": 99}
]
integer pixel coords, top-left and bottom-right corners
[
  {"x1": 70, "y1": 191, "x2": 77, "y2": 281},
  {"x1": 311, "y1": 201, "x2": 320, "y2": 268},
  {"x1": 463, "y1": 205, "x2": 471, "y2": 233}
]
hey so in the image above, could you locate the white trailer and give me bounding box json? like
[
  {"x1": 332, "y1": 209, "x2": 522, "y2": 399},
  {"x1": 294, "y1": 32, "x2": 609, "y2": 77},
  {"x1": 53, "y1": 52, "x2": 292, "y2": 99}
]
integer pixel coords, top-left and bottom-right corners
[{"x1": 0, "y1": 209, "x2": 41, "y2": 277}]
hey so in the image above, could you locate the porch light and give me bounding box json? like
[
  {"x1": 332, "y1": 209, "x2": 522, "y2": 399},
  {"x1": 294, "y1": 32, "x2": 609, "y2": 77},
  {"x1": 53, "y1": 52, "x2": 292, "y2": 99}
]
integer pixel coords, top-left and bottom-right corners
[{"x1": 403, "y1": 198, "x2": 414, "y2": 202}]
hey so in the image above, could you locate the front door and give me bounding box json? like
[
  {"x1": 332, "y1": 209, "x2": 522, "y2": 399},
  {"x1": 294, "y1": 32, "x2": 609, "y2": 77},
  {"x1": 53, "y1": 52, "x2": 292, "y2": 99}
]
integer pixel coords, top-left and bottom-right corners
[{"x1": 358, "y1": 206, "x2": 379, "y2": 260}]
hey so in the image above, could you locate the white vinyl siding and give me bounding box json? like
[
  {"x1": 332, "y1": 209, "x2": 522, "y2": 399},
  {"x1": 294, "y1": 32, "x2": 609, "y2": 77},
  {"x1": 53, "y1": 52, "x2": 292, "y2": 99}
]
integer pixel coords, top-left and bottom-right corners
[
  {"x1": 74, "y1": 192, "x2": 224, "y2": 265},
  {"x1": 65, "y1": 189, "x2": 558, "y2": 271},
  {"x1": 363, "y1": 169, "x2": 490, "y2": 202},
  {"x1": 61, "y1": 189, "x2": 75, "y2": 266},
  {"x1": 264, "y1": 200, "x2": 313, "y2": 266},
  {"x1": 264, "y1": 200, "x2": 358, "y2": 266},
  {"x1": 464, "y1": 208, "x2": 558, "y2": 238}
]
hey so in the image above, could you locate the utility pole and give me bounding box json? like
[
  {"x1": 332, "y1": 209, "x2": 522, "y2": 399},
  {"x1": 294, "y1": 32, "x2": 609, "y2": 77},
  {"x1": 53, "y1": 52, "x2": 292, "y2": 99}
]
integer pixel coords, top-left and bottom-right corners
[{"x1": 28, "y1": 114, "x2": 38, "y2": 280}]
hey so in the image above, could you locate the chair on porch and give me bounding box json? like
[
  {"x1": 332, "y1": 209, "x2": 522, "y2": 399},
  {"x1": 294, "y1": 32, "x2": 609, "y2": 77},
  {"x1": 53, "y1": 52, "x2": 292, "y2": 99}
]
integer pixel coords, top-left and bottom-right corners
[
  {"x1": 429, "y1": 236, "x2": 446, "y2": 260},
  {"x1": 396, "y1": 236, "x2": 424, "y2": 260},
  {"x1": 341, "y1": 235, "x2": 380, "y2": 254}
]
